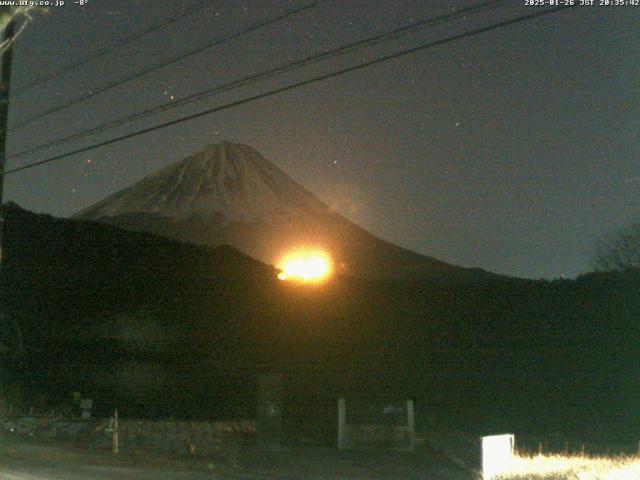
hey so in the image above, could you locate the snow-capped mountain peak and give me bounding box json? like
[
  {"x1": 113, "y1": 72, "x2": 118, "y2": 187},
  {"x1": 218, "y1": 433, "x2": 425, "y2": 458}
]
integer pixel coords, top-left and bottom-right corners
[
  {"x1": 74, "y1": 141, "x2": 497, "y2": 281},
  {"x1": 75, "y1": 141, "x2": 328, "y2": 223}
]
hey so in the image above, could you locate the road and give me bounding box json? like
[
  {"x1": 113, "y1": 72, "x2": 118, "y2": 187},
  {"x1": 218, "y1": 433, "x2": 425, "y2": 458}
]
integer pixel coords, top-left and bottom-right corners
[
  {"x1": 0, "y1": 457, "x2": 224, "y2": 479},
  {"x1": 0, "y1": 451, "x2": 473, "y2": 480},
  {"x1": 0, "y1": 439, "x2": 473, "y2": 479}
]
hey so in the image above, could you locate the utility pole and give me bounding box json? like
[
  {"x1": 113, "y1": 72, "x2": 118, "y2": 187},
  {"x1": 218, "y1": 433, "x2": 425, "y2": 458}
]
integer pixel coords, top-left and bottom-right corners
[
  {"x1": 0, "y1": 15, "x2": 13, "y2": 420},
  {"x1": 0, "y1": 18, "x2": 15, "y2": 267}
]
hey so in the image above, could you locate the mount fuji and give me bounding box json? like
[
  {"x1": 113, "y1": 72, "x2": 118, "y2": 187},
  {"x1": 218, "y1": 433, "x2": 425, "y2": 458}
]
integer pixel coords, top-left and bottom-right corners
[{"x1": 74, "y1": 141, "x2": 494, "y2": 280}]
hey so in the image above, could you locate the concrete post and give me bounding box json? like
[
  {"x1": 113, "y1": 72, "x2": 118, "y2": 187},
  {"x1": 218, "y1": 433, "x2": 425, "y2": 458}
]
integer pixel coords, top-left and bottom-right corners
[
  {"x1": 112, "y1": 409, "x2": 119, "y2": 455},
  {"x1": 338, "y1": 397, "x2": 346, "y2": 450},
  {"x1": 406, "y1": 400, "x2": 415, "y2": 451}
]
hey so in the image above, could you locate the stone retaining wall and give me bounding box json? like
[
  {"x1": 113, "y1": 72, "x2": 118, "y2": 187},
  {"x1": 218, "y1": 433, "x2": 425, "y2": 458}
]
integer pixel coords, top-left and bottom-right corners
[{"x1": 3, "y1": 416, "x2": 255, "y2": 456}]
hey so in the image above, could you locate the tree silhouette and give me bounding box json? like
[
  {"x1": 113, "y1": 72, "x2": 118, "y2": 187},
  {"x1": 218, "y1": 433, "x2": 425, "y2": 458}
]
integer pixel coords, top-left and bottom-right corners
[{"x1": 592, "y1": 221, "x2": 640, "y2": 272}]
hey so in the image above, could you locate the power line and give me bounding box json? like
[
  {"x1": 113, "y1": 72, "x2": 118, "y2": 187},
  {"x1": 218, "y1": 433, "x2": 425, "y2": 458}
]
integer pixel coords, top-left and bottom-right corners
[
  {"x1": 2, "y1": 5, "x2": 573, "y2": 177},
  {"x1": 13, "y1": 0, "x2": 214, "y2": 96},
  {"x1": 8, "y1": 0, "x2": 508, "y2": 161},
  {"x1": 9, "y1": 0, "x2": 329, "y2": 130}
]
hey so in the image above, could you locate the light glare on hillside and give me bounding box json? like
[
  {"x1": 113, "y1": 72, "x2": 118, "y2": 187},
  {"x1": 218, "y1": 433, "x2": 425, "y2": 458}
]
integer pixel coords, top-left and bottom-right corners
[{"x1": 277, "y1": 250, "x2": 333, "y2": 283}]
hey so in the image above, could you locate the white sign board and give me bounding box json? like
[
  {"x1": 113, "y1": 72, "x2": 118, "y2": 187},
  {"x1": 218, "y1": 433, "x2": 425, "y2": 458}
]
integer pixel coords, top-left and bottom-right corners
[{"x1": 482, "y1": 434, "x2": 514, "y2": 480}]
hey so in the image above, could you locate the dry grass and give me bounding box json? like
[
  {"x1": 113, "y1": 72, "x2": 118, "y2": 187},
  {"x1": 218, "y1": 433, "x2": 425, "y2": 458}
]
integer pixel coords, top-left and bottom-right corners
[{"x1": 496, "y1": 453, "x2": 640, "y2": 480}]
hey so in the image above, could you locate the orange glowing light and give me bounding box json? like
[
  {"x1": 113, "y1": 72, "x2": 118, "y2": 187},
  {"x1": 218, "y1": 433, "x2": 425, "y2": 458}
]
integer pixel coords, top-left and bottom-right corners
[{"x1": 277, "y1": 250, "x2": 333, "y2": 283}]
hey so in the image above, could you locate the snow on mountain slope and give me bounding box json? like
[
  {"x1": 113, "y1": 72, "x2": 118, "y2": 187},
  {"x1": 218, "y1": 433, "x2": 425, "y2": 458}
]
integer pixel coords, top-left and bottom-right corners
[
  {"x1": 76, "y1": 141, "x2": 329, "y2": 223},
  {"x1": 74, "y1": 141, "x2": 497, "y2": 281}
]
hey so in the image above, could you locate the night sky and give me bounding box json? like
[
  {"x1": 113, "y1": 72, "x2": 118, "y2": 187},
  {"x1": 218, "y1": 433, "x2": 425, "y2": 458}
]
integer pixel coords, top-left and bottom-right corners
[{"x1": 3, "y1": 0, "x2": 638, "y2": 280}]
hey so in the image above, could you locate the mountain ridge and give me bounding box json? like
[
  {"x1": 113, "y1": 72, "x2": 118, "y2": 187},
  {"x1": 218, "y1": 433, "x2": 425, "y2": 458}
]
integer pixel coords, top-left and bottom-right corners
[{"x1": 73, "y1": 141, "x2": 503, "y2": 281}]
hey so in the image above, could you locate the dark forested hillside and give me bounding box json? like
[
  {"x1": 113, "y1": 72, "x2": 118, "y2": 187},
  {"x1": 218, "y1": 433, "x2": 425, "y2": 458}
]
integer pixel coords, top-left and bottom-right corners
[{"x1": 1, "y1": 203, "x2": 638, "y2": 442}]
